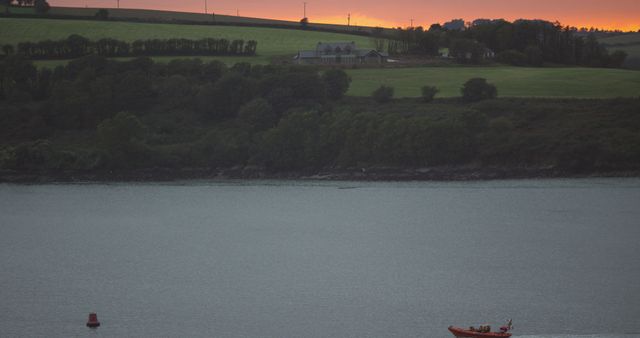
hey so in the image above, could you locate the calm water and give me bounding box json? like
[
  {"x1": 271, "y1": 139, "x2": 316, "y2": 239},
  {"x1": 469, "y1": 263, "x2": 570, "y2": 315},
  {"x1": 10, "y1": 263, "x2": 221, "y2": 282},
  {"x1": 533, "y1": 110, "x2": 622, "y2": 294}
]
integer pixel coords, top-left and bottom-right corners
[{"x1": 1, "y1": 179, "x2": 639, "y2": 338}]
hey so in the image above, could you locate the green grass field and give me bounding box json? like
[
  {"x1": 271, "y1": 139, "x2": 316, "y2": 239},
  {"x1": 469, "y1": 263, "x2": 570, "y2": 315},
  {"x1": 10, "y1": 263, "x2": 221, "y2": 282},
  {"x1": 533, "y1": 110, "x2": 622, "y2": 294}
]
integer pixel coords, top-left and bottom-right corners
[
  {"x1": 0, "y1": 17, "x2": 374, "y2": 60},
  {"x1": 2, "y1": 17, "x2": 640, "y2": 98},
  {"x1": 346, "y1": 66, "x2": 640, "y2": 98}
]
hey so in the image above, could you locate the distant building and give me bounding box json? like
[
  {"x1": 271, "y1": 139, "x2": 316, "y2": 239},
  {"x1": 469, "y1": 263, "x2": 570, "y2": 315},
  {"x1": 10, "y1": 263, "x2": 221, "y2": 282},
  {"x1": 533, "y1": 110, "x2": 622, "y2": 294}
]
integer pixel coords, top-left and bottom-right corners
[
  {"x1": 483, "y1": 48, "x2": 496, "y2": 59},
  {"x1": 295, "y1": 42, "x2": 388, "y2": 65},
  {"x1": 441, "y1": 47, "x2": 496, "y2": 60}
]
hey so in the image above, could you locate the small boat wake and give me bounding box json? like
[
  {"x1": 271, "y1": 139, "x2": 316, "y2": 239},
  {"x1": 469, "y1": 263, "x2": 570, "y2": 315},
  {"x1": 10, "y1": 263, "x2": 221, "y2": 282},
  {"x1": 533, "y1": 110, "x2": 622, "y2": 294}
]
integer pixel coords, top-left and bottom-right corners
[
  {"x1": 448, "y1": 319, "x2": 640, "y2": 338},
  {"x1": 517, "y1": 335, "x2": 640, "y2": 338}
]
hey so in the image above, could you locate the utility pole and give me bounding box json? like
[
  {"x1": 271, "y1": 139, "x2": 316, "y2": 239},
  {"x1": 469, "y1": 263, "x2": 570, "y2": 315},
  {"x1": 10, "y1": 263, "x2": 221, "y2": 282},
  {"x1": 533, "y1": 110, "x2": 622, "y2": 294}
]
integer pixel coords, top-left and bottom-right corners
[
  {"x1": 348, "y1": 13, "x2": 350, "y2": 26},
  {"x1": 237, "y1": 9, "x2": 239, "y2": 16},
  {"x1": 116, "y1": 0, "x2": 119, "y2": 9},
  {"x1": 204, "y1": 0, "x2": 207, "y2": 14},
  {"x1": 410, "y1": 18, "x2": 413, "y2": 28},
  {"x1": 303, "y1": 2, "x2": 307, "y2": 18}
]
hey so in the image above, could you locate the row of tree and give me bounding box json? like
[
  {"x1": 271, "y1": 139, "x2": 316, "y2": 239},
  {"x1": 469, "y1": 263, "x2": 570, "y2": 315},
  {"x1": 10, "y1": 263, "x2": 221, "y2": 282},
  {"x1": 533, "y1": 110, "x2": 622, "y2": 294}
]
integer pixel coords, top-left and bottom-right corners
[
  {"x1": 3, "y1": 35, "x2": 258, "y2": 60},
  {"x1": 0, "y1": 0, "x2": 49, "y2": 13},
  {"x1": 378, "y1": 19, "x2": 627, "y2": 68},
  {"x1": 0, "y1": 54, "x2": 350, "y2": 130},
  {"x1": 371, "y1": 78, "x2": 496, "y2": 104}
]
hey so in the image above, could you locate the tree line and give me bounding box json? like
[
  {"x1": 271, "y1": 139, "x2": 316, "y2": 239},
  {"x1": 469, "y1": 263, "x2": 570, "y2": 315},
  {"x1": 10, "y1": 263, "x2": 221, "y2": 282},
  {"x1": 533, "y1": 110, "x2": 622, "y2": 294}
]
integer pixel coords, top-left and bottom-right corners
[
  {"x1": 2, "y1": 35, "x2": 258, "y2": 60},
  {"x1": 0, "y1": 0, "x2": 50, "y2": 13},
  {"x1": 377, "y1": 19, "x2": 627, "y2": 68},
  {"x1": 0, "y1": 54, "x2": 350, "y2": 134}
]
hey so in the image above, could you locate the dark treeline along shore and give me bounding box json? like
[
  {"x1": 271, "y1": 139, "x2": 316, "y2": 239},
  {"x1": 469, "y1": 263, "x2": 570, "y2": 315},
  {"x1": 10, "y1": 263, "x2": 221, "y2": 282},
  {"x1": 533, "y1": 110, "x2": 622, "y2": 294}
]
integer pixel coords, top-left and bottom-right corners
[{"x1": 1, "y1": 54, "x2": 640, "y2": 182}]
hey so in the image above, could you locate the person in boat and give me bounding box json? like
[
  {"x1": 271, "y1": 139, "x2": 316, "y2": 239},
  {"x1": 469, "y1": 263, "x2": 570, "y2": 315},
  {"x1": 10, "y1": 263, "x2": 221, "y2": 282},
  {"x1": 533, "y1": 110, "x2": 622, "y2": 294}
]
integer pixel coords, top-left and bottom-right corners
[{"x1": 500, "y1": 319, "x2": 513, "y2": 333}]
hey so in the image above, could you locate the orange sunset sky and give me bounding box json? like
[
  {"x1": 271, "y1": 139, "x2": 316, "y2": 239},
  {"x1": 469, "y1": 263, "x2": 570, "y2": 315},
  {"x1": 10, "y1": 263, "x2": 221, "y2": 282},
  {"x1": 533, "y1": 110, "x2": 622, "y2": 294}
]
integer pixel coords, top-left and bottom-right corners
[{"x1": 49, "y1": 0, "x2": 640, "y2": 31}]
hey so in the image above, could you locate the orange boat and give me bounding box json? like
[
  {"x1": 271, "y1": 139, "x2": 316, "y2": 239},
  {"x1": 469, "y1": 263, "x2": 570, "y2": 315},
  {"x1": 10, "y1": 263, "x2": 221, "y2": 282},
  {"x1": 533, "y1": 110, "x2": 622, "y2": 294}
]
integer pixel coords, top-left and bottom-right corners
[{"x1": 448, "y1": 320, "x2": 513, "y2": 338}]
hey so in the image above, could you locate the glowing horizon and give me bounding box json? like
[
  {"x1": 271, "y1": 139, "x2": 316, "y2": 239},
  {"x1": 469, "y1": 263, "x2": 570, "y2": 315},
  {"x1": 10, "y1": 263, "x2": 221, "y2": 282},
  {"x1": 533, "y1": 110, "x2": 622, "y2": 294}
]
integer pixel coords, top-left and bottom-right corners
[{"x1": 48, "y1": 0, "x2": 640, "y2": 32}]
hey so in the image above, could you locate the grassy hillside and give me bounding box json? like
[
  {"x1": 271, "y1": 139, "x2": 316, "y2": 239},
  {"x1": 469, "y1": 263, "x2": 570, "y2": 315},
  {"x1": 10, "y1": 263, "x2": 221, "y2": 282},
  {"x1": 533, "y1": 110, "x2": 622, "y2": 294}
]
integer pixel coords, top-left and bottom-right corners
[
  {"x1": 620, "y1": 45, "x2": 640, "y2": 58},
  {"x1": 2, "y1": 5, "x2": 380, "y2": 33},
  {"x1": 44, "y1": 6, "x2": 382, "y2": 34},
  {"x1": 599, "y1": 33, "x2": 640, "y2": 68},
  {"x1": 599, "y1": 33, "x2": 640, "y2": 46},
  {"x1": 347, "y1": 67, "x2": 640, "y2": 98},
  {"x1": 0, "y1": 17, "x2": 374, "y2": 60}
]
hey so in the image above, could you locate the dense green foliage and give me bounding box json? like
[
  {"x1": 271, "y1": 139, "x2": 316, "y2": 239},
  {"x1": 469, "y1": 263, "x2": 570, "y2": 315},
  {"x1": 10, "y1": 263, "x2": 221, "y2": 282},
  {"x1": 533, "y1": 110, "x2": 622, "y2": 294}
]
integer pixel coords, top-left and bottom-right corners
[
  {"x1": 1, "y1": 55, "x2": 640, "y2": 175},
  {"x1": 496, "y1": 49, "x2": 527, "y2": 66},
  {"x1": 372, "y1": 85, "x2": 394, "y2": 103},
  {"x1": 449, "y1": 38, "x2": 488, "y2": 64},
  {"x1": 6, "y1": 34, "x2": 257, "y2": 59},
  {"x1": 322, "y1": 69, "x2": 351, "y2": 100},
  {"x1": 391, "y1": 19, "x2": 627, "y2": 67},
  {"x1": 421, "y1": 86, "x2": 439, "y2": 102},
  {"x1": 96, "y1": 111, "x2": 149, "y2": 168},
  {"x1": 462, "y1": 78, "x2": 497, "y2": 102},
  {"x1": 94, "y1": 9, "x2": 108, "y2": 20}
]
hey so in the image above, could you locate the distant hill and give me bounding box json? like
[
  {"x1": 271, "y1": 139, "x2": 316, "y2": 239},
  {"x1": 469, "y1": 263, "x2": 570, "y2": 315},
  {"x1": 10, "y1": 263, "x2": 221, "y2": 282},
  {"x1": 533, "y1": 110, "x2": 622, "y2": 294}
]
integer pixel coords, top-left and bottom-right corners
[
  {"x1": 599, "y1": 33, "x2": 640, "y2": 69},
  {"x1": 5, "y1": 6, "x2": 385, "y2": 35},
  {"x1": 0, "y1": 17, "x2": 375, "y2": 63},
  {"x1": 599, "y1": 33, "x2": 640, "y2": 46},
  {"x1": 0, "y1": 6, "x2": 387, "y2": 64}
]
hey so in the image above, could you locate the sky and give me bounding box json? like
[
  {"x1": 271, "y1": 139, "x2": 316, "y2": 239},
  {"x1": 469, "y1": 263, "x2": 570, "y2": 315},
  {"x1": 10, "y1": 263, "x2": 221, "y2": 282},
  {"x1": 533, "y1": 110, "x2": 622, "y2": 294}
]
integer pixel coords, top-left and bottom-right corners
[{"x1": 50, "y1": 0, "x2": 640, "y2": 31}]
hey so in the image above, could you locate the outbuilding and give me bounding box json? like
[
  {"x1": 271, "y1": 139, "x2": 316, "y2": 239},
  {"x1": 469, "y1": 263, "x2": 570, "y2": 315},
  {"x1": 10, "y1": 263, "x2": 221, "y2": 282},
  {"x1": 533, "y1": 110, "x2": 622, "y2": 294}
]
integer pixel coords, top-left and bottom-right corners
[{"x1": 295, "y1": 42, "x2": 388, "y2": 65}]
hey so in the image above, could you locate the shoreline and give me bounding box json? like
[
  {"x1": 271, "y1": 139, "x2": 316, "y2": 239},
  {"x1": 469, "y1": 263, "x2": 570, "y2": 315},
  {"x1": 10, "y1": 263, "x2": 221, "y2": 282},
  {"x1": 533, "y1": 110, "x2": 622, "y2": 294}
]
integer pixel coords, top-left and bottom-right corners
[{"x1": 1, "y1": 166, "x2": 639, "y2": 184}]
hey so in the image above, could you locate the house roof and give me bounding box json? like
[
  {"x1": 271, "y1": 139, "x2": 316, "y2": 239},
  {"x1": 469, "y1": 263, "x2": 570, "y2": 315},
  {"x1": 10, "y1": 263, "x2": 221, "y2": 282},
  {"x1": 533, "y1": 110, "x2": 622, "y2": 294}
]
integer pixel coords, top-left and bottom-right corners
[
  {"x1": 296, "y1": 50, "x2": 318, "y2": 58},
  {"x1": 354, "y1": 49, "x2": 389, "y2": 57},
  {"x1": 316, "y1": 41, "x2": 357, "y2": 51}
]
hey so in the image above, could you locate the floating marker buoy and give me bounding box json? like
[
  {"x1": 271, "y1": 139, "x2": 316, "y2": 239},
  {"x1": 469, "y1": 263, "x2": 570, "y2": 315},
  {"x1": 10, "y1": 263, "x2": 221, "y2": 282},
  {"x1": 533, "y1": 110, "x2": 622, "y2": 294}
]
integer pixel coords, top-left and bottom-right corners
[{"x1": 86, "y1": 312, "x2": 100, "y2": 328}]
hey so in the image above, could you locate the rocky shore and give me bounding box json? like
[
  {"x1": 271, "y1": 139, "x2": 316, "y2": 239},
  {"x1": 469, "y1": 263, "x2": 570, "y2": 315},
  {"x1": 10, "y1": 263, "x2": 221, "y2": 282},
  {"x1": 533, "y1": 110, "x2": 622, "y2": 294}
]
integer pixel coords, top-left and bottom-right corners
[{"x1": 1, "y1": 166, "x2": 638, "y2": 183}]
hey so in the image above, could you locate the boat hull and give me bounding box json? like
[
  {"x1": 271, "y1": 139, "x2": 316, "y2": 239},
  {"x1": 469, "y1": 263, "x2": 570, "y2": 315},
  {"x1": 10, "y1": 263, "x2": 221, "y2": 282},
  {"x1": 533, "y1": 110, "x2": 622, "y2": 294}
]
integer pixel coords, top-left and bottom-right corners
[{"x1": 448, "y1": 326, "x2": 511, "y2": 338}]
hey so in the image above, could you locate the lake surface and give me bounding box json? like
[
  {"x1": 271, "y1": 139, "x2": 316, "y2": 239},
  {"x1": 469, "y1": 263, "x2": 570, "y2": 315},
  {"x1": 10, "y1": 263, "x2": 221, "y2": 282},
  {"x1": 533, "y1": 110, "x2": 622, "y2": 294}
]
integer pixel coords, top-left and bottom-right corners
[{"x1": 1, "y1": 179, "x2": 639, "y2": 338}]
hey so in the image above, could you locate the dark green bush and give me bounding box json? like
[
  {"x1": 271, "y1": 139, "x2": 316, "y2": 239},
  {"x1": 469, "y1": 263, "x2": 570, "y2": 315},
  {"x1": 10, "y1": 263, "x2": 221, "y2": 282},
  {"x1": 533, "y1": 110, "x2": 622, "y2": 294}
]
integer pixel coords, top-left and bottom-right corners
[
  {"x1": 372, "y1": 85, "x2": 394, "y2": 103},
  {"x1": 461, "y1": 78, "x2": 497, "y2": 102},
  {"x1": 497, "y1": 49, "x2": 528, "y2": 66},
  {"x1": 524, "y1": 45, "x2": 544, "y2": 67},
  {"x1": 421, "y1": 86, "x2": 439, "y2": 102},
  {"x1": 237, "y1": 98, "x2": 277, "y2": 132},
  {"x1": 95, "y1": 9, "x2": 109, "y2": 20},
  {"x1": 322, "y1": 69, "x2": 351, "y2": 100}
]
